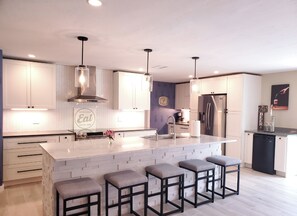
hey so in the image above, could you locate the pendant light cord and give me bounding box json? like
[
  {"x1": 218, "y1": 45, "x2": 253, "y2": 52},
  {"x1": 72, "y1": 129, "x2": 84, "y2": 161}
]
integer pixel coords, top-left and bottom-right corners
[
  {"x1": 192, "y1": 56, "x2": 199, "y2": 80},
  {"x1": 81, "y1": 40, "x2": 84, "y2": 66},
  {"x1": 146, "y1": 51, "x2": 149, "y2": 75},
  {"x1": 77, "y1": 36, "x2": 88, "y2": 67},
  {"x1": 144, "y1": 49, "x2": 152, "y2": 75}
]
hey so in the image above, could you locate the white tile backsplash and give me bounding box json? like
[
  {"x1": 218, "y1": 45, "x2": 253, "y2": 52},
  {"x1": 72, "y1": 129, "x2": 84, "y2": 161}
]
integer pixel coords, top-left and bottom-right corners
[{"x1": 3, "y1": 65, "x2": 145, "y2": 132}]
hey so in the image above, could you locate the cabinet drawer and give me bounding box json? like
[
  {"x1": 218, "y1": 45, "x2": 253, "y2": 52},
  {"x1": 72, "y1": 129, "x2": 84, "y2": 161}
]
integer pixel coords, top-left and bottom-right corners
[
  {"x1": 59, "y1": 135, "x2": 75, "y2": 143},
  {"x1": 4, "y1": 136, "x2": 59, "y2": 149},
  {"x1": 3, "y1": 162, "x2": 42, "y2": 181},
  {"x1": 175, "y1": 125, "x2": 189, "y2": 133},
  {"x1": 4, "y1": 148, "x2": 42, "y2": 165}
]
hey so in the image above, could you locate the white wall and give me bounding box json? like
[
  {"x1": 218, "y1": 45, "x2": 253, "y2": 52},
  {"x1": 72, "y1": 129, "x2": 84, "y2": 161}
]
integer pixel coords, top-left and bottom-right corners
[
  {"x1": 3, "y1": 65, "x2": 145, "y2": 132},
  {"x1": 261, "y1": 71, "x2": 297, "y2": 128}
]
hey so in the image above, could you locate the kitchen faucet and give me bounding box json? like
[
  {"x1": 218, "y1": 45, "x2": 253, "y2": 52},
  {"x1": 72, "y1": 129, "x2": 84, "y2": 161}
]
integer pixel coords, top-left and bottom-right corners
[{"x1": 167, "y1": 115, "x2": 176, "y2": 139}]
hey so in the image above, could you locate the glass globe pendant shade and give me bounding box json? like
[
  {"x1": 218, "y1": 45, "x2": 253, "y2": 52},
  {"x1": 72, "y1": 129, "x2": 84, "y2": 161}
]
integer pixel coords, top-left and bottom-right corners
[
  {"x1": 144, "y1": 73, "x2": 153, "y2": 92},
  {"x1": 190, "y1": 78, "x2": 199, "y2": 93},
  {"x1": 75, "y1": 66, "x2": 89, "y2": 88}
]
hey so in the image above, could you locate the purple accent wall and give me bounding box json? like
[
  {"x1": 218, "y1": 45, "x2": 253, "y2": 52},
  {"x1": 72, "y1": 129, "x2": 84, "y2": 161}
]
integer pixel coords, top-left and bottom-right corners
[{"x1": 150, "y1": 81, "x2": 177, "y2": 134}]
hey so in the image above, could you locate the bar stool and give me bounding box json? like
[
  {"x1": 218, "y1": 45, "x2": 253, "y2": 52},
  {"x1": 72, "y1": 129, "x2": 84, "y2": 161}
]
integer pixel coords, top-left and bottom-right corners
[
  {"x1": 206, "y1": 155, "x2": 241, "y2": 199},
  {"x1": 104, "y1": 169, "x2": 148, "y2": 216},
  {"x1": 55, "y1": 177, "x2": 102, "y2": 216},
  {"x1": 145, "y1": 163, "x2": 184, "y2": 215},
  {"x1": 179, "y1": 159, "x2": 215, "y2": 207}
]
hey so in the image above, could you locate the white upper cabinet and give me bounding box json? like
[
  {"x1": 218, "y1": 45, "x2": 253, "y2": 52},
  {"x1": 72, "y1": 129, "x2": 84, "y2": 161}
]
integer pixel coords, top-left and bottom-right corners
[
  {"x1": 227, "y1": 75, "x2": 244, "y2": 111},
  {"x1": 200, "y1": 76, "x2": 227, "y2": 94},
  {"x1": 175, "y1": 83, "x2": 190, "y2": 109},
  {"x1": 3, "y1": 59, "x2": 56, "y2": 109},
  {"x1": 113, "y1": 71, "x2": 150, "y2": 110}
]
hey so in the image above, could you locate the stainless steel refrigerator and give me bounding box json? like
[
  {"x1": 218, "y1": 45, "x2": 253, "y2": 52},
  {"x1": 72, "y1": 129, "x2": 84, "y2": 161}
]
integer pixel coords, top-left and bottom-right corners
[{"x1": 198, "y1": 94, "x2": 227, "y2": 153}]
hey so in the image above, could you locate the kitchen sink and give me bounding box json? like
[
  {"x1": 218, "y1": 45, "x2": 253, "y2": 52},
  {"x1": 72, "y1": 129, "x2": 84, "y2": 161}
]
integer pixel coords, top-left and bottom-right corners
[{"x1": 142, "y1": 133, "x2": 189, "y2": 141}]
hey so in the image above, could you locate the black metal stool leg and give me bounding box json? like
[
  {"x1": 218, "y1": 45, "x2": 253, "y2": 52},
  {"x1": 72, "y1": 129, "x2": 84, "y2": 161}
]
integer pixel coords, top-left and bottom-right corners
[
  {"x1": 105, "y1": 181, "x2": 109, "y2": 216},
  {"x1": 222, "y1": 166, "x2": 226, "y2": 199},
  {"x1": 98, "y1": 193, "x2": 101, "y2": 216},
  {"x1": 118, "y1": 188, "x2": 122, "y2": 216},
  {"x1": 160, "y1": 179, "x2": 164, "y2": 215},
  {"x1": 56, "y1": 191, "x2": 59, "y2": 216},
  {"x1": 130, "y1": 186, "x2": 133, "y2": 213},
  {"x1": 237, "y1": 165, "x2": 240, "y2": 195}
]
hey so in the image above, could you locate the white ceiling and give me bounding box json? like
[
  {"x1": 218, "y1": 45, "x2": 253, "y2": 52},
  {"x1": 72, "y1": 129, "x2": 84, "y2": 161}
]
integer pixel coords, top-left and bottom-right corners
[{"x1": 0, "y1": 0, "x2": 297, "y2": 82}]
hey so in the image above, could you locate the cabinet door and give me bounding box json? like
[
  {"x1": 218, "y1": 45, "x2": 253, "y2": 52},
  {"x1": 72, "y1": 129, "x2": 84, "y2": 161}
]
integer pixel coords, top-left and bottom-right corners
[
  {"x1": 116, "y1": 72, "x2": 134, "y2": 109},
  {"x1": 175, "y1": 83, "x2": 190, "y2": 109},
  {"x1": 30, "y1": 62, "x2": 56, "y2": 109},
  {"x1": 175, "y1": 84, "x2": 183, "y2": 109},
  {"x1": 244, "y1": 132, "x2": 253, "y2": 164},
  {"x1": 134, "y1": 74, "x2": 150, "y2": 110},
  {"x1": 274, "y1": 136, "x2": 287, "y2": 172},
  {"x1": 3, "y1": 59, "x2": 30, "y2": 109},
  {"x1": 114, "y1": 72, "x2": 150, "y2": 110},
  {"x1": 200, "y1": 77, "x2": 227, "y2": 94},
  {"x1": 227, "y1": 75, "x2": 243, "y2": 111}
]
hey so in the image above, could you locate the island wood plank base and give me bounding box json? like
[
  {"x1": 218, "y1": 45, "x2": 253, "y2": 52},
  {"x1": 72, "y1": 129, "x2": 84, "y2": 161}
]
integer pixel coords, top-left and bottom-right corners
[{"x1": 41, "y1": 136, "x2": 232, "y2": 216}]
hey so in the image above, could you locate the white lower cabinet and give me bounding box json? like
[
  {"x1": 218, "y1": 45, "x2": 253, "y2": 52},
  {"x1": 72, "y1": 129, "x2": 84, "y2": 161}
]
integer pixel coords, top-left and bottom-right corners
[
  {"x1": 274, "y1": 136, "x2": 287, "y2": 173},
  {"x1": 167, "y1": 124, "x2": 189, "y2": 134},
  {"x1": 244, "y1": 132, "x2": 254, "y2": 165},
  {"x1": 175, "y1": 124, "x2": 189, "y2": 133},
  {"x1": 3, "y1": 135, "x2": 74, "y2": 183}
]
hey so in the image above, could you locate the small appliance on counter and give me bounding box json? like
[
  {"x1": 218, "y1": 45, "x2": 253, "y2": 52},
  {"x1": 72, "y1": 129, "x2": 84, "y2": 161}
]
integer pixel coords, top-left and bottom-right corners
[{"x1": 176, "y1": 109, "x2": 190, "y2": 124}]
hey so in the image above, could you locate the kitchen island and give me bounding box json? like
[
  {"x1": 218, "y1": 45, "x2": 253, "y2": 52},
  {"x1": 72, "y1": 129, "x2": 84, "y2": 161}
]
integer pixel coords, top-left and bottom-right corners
[{"x1": 40, "y1": 134, "x2": 236, "y2": 216}]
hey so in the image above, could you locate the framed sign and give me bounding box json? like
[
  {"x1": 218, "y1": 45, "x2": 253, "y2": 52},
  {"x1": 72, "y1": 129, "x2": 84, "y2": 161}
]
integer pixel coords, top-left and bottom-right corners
[
  {"x1": 271, "y1": 84, "x2": 289, "y2": 110},
  {"x1": 74, "y1": 108, "x2": 96, "y2": 130}
]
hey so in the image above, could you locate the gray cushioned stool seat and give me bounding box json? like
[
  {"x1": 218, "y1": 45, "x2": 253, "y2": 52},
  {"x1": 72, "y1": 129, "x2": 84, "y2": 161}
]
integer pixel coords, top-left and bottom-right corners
[
  {"x1": 206, "y1": 155, "x2": 241, "y2": 166},
  {"x1": 55, "y1": 177, "x2": 102, "y2": 200},
  {"x1": 179, "y1": 159, "x2": 215, "y2": 172},
  {"x1": 104, "y1": 170, "x2": 148, "y2": 188},
  {"x1": 145, "y1": 163, "x2": 184, "y2": 178}
]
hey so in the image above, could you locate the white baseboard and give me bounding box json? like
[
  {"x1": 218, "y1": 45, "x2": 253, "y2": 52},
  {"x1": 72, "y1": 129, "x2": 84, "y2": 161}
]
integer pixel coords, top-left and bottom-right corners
[{"x1": 0, "y1": 184, "x2": 4, "y2": 193}]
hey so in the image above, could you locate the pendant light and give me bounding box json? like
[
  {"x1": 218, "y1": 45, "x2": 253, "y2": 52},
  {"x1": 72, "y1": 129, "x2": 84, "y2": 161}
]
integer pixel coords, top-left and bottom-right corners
[
  {"x1": 190, "y1": 56, "x2": 199, "y2": 93},
  {"x1": 75, "y1": 36, "x2": 89, "y2": 88},
  {"x1": 144, "y1": 48, "x2": 153, "y2": 92}
]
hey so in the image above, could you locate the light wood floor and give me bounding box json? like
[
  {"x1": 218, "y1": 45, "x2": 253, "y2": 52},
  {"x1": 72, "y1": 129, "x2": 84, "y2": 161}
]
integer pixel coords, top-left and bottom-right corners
[{"x1": 0, "y1": 168, "x2": 297, "y2": 216}]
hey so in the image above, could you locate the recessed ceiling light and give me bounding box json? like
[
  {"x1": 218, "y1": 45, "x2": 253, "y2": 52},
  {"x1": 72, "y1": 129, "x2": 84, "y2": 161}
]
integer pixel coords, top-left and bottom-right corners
[
  {"x1": 214, "y1": 70, "x2": 219, "y2": 74},
  {"x1": 188, "y1": 75, "x2": 193, "y2": 78},
  {"x1": 28, "y1": 54, "x2": 36, "y2": 58},
  {"x1": 88, "y1": 0, "x2": 102, "y2": 7}
]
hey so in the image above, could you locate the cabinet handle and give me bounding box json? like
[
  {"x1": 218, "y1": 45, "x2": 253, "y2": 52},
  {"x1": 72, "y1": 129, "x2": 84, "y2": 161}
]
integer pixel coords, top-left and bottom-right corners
[
  {"x1": 180, "y1": 127, "x2": 189, "y2": 129},
  {"x1": 279, "y1": 137, "x2": 282, "y2": 140},
  {"x1": 32, "y1": 106, "x2": 34, "y2": 108},
  {"x1": 28, "y1": 106, "x2": 30, "y2": 108},
  {"x1": 18, "y1": 141, "x2": 48, "y2": 145},
  {"x1": 17, "y1": 168, "x2": 42, "y2": 173},
  {"x1": 17, "y1": 153, "x2": 42, "y2": 158}
]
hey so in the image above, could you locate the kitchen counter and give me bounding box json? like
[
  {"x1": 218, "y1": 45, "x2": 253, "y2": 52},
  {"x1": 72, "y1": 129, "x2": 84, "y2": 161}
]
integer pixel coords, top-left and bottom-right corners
[
  {"x1": 245, "y1": 127, "x2": 297, "y2": 137},
  {"x1": 40, "y1": 134, "x2": 235, "y2": 161},
  {"x1": 41, "y1": 135, "x2": 235, "y2": 215},
  {"x1": 3, "y1": 130, "x2": 75, "y2": 138}
]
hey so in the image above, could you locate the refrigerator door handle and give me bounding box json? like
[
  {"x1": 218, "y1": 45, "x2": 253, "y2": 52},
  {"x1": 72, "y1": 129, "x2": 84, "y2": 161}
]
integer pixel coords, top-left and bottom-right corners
[
  {"x1": 208, "y1": 103, "x2": 211, "y2": 130},
  {"x1": 206, "y1": 103, "x2": 211, "y2": 130},
  {"x1": 206, "y1": 103, "x2": 208, "y2": 129}
]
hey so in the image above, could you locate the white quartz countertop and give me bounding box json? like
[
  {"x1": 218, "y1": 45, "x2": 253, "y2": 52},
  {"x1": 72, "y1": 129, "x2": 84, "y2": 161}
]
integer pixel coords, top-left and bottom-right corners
[{"x1": 40, "y1": 134, "x2": 236, "y2": 161}]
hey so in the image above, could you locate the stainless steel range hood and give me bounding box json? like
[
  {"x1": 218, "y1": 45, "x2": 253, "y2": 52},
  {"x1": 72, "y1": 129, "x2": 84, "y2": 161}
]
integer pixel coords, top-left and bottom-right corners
[{"x1": 68, "y1": 66, "x2": 107, "y2": 103}]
